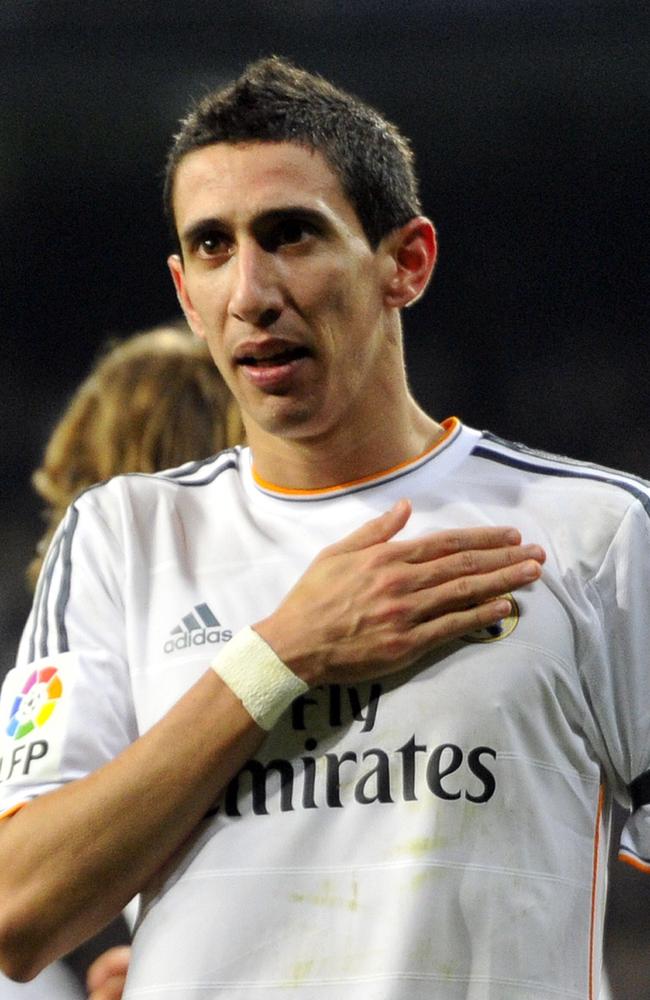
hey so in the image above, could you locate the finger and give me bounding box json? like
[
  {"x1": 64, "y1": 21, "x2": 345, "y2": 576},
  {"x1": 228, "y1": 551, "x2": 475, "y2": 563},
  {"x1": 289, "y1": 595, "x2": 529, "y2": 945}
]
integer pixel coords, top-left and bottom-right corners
[
  {"x1": 325, "y1": 499, "x2": 412, "y2": 556},
  {"x1": 413, "y1": 557, "x2": 542, "y2": 622},
  {"x1": 87, "y1": 946, "x2": 131, "y2": 992},
  {"x1": 410, "y1": 596, "x2": 518, "y2": 649},
  {"x1": 392, "y1": 525, "x2": 523, "y2": 564},
  {"x1": 402, "y1": 543, "x2": 545, "y2": 592}
]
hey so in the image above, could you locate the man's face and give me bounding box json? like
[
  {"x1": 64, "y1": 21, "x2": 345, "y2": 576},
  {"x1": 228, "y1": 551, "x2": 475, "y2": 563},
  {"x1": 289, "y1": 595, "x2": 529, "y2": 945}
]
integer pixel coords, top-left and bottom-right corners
[{"x1": 169, "y1": 141, "x2": 404, "y2": 447}]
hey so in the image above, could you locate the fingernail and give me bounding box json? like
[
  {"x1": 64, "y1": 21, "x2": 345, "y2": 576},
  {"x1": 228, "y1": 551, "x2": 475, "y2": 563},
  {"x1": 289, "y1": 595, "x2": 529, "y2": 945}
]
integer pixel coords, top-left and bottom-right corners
[{"x1": 522, "y1": 560, "x2": 541, "y2": 581}]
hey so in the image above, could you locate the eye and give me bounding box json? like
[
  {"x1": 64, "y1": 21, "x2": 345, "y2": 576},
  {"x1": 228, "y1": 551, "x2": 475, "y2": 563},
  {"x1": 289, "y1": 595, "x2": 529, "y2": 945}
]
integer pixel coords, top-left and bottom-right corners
[
  {"x1": 278, "y1": 219, "x2": 309, "y2": 243},
  {"x1": 263, "y1": 218, "x2": 315, "y2": 252},
  {"x1": 193, "y1": 231, "x2": 232, "y2": 259}
]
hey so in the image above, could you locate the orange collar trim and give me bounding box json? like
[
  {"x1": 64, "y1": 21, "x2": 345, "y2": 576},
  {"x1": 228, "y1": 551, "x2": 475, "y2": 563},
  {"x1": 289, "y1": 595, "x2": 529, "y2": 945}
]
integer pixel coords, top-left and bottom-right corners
[{"x1": 251, "y1": 417, "x2": 461, "y2": 497}]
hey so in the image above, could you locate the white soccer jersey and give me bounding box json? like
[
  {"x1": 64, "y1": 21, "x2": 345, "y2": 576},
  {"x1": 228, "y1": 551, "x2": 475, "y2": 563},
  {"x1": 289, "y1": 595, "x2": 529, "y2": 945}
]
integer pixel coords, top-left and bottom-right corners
[{"x1": 2, "y1": 418, "x2": 649, "y2": 999}]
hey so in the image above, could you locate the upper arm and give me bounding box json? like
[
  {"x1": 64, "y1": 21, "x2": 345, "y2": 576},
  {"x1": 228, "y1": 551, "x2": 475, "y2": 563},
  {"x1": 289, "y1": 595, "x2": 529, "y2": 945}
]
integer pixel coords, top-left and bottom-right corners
[{"x1": 0, "y1": 496, "x2": 137, "y2": 817}]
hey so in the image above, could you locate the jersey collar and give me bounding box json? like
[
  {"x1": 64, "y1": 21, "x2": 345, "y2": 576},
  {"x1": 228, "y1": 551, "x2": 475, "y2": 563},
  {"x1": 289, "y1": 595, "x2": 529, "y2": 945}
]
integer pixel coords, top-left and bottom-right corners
[{"x1": 250, "y1": 417, "x2": 464, "y2": 501}]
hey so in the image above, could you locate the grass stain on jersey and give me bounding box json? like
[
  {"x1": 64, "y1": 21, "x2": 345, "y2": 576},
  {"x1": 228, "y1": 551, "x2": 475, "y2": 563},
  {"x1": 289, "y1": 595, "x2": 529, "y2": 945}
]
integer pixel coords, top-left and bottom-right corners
[{"x1": 290, "y1": 878, "x2": 359, "y2": 912}]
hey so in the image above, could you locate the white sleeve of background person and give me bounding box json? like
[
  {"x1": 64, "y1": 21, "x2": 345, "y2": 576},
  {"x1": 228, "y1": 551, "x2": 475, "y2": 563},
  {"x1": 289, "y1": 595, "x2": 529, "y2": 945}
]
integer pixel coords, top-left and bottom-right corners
[
  {"x1": 0, "y1": 963, "x2": 85, "y2": 999},
  {"x1": 0, "y1": 494, "x2": 137, "y2": 818}
]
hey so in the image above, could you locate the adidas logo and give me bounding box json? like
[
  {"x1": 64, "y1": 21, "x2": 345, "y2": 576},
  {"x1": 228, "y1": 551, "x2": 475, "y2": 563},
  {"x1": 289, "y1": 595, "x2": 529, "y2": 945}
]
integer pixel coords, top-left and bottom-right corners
[{"x1": 163, "y1": 603, "x2": 233, "y2": 654}]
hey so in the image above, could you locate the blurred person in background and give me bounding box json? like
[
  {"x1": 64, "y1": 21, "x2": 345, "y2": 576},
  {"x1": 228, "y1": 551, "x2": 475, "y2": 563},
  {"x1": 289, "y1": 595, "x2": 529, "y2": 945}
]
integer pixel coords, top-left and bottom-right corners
[
  {"x1": 0, "y1": 322, "x2": 243, "y2": 1000},
  {"x1": 26, "y1": 322, "x2": 244, "y2": 590}
]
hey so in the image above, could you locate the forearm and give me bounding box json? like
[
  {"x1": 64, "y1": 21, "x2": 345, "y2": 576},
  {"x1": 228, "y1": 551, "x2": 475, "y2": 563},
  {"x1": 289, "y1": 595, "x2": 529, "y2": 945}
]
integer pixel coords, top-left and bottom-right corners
[{"x1": 0, "y1": 669, "x2": 263, "y2": 981}]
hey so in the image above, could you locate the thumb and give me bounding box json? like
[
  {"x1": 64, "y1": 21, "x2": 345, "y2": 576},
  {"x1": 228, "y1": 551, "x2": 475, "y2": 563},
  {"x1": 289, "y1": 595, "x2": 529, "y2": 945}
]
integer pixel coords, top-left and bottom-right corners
[{"x1": 330, "y1": 499, "x2": 412, "y2": 555}]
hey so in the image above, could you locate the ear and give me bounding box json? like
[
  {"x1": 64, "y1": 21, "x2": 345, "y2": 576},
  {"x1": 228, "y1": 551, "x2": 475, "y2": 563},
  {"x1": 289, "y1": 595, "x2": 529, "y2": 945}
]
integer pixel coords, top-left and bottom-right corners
[
  {"x1": 381, "y1": 217, "x2": 437, "y2": 309},
  {"x1": 167, "y1": 254, "x2": 207, "y2": 339}
]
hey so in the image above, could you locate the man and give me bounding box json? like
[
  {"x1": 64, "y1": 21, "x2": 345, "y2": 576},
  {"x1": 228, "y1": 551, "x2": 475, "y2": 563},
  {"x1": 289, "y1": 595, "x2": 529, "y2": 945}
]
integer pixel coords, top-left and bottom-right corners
[{"x1": 0, "y1": 57, "x2": 646, "y2": 1000}]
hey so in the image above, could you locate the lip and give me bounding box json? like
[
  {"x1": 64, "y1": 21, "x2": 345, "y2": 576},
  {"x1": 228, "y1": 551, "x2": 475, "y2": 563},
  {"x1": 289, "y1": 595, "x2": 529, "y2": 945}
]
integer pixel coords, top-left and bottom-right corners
[
  {"x1": 239, "y1": 359, "x2": 304, "y2": 392},
  {"x1": 240, "y1": 356, "x2": 310, "y2": 391},
  {"x1": 233, "y1": 336, "x2": 309, "y2": 363},
  {"x1": 234, "y1": 337, "x2": 312, "y2": 392}
]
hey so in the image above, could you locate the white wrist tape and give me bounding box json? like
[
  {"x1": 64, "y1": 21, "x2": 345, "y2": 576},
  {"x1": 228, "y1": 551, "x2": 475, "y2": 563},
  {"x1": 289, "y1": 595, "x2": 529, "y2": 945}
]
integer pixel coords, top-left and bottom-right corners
[{"x1": 211, "y1": 626, "x2": 309, "y2": 731}]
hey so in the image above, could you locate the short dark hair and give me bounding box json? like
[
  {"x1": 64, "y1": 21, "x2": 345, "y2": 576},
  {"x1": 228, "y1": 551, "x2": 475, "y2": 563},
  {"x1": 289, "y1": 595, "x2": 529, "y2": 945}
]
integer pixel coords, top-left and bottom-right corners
[{"x1": 164, "y1": 56, "x2": 422, "y2": 249}]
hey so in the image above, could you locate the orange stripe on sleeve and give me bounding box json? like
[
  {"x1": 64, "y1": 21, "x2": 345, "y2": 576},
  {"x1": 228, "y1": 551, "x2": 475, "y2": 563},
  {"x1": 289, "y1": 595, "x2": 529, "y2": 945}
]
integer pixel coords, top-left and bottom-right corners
[{"x1": 588, "y1": 783, "x2": 605, "y2": 1000}]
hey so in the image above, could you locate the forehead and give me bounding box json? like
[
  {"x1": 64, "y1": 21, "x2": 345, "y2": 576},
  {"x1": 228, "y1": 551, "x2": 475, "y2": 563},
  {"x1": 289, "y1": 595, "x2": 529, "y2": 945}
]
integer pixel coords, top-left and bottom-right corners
[{"x1": 172, "y1": 141, "x2": 363, "y2": 234}]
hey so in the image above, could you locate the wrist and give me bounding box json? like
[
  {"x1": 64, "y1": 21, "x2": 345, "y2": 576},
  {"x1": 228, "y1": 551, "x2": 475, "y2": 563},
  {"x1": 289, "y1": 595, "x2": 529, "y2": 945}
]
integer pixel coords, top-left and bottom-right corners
[
  {"x1": 210, "y1": 626, "x2": 309, "y2": 731},
  {"x1": 253, "y1": 615, "x2": 324, "y2": 687}
]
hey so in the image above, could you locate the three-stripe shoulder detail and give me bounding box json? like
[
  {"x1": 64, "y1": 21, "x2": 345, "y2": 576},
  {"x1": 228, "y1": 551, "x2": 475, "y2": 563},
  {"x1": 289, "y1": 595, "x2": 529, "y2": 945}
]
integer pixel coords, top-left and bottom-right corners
[
  {"x1": 158, "y1": 447, "x2": 240, "y2": 485},
  {"x1": 126, "y1": 448, "x2": 241, "y2": 489},
  {"x1": 474, "y1": 433, "x2": 650, "y2": 517},
  {"x1": 28, "y1": 505, "x2": 80, "y2": 660}
]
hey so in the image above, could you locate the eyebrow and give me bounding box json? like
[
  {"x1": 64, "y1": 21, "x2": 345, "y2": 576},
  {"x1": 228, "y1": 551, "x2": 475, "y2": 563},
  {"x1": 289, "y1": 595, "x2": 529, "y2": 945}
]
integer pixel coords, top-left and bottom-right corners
[{"x1": 180, "y1": 206, "x2": 330, "y2": 247}]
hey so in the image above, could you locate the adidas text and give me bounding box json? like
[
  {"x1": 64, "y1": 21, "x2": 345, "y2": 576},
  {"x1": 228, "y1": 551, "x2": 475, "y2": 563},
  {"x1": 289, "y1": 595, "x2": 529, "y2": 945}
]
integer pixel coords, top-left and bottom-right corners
[{"x1": 164, "y1": 628, "x2": 233, "y2": 654}]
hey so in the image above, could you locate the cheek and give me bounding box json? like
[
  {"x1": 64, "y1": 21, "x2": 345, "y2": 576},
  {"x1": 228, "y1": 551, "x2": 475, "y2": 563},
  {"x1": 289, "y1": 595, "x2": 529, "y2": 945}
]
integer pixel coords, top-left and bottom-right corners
[
  {"x1": 186, "y1": 279, "x2": 230, "y2": 341},
  {"x1": 186, "y1": 267, "x2": 229, "y2": 312},
  {"x1": 310, "y1": 265, "x2": 376, "y2": 329},
  {"x1": 296, "y1": 253, "x2": 363, "y2": 307}
]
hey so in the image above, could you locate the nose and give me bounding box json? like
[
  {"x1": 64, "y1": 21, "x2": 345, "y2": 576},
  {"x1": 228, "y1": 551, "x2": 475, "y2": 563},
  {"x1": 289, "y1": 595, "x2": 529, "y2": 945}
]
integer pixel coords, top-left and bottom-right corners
[{"x1": 228, "y1": 241, "x2": 283, "y2": 328}]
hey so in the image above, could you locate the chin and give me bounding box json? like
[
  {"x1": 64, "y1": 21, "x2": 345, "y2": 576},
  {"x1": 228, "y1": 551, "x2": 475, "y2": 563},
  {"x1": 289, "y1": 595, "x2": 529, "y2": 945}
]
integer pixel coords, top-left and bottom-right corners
[{"x1": 245, "y1": 401, "x2": 322, "y2": 439}]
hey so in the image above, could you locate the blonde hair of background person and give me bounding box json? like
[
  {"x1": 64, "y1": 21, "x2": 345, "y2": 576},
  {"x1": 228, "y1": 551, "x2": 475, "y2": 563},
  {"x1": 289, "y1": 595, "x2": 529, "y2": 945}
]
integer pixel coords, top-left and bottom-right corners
[
  {"x1": 28, "y1": 321, "x2": 244, "y2": 589},
  {"x1": 6, "y1": 323, "x2": 243, "y2": 1000}
]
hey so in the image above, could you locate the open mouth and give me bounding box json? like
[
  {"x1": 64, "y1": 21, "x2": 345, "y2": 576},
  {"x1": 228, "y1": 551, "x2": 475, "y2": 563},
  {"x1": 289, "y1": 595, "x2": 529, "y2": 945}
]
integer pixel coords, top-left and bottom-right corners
[{"x1": 237, "y1": 346, "x2": 310, "y2": 367}]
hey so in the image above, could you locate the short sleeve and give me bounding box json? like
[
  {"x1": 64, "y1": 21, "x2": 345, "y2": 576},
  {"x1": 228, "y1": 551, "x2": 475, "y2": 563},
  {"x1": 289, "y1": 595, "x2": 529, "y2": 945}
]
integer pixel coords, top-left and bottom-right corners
[
  {"x1": 0, "y1": 494, "x2": 138, "y2": 818},
  {"x1": 583, "y1": 498, "x2": 650, "y2": 871}
]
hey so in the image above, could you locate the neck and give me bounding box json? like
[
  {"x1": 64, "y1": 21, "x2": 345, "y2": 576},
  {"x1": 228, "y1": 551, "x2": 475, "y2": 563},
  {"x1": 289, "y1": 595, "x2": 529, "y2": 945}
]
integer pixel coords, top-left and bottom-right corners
[{"x1": 246, "y1": 397, "x2": 445, "y2": 491}]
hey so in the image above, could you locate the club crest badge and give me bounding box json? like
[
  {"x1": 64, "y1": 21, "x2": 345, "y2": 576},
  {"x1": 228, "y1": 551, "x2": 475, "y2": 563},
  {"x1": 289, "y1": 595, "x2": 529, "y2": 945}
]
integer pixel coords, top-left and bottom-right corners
[{"x1": 461, "y1": 595, "x2": 519, "y2": 644}]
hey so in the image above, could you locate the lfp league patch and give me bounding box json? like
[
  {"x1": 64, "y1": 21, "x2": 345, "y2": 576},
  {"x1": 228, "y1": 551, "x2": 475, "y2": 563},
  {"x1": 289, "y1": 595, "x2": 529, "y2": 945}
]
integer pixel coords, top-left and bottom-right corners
[{"x1": 0, "y1": 652, "x2": 81, "y2": 790}]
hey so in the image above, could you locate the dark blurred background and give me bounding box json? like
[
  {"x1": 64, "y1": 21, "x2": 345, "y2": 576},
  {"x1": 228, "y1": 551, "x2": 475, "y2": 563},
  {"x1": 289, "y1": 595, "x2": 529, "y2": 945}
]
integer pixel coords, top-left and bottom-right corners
[{"x1": 2, "y1": 1, "x2": 649, "y2": 995}]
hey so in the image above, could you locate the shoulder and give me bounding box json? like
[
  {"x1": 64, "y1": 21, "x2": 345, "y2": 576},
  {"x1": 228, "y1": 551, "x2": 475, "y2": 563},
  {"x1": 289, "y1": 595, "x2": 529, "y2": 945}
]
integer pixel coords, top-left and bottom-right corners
[
  {"x1": 471, "y1": 431, "x2": 650, "y2": 513},
  {"x1": 55, "y1": 448, "x2": 246, "y2": 563},
  {"x1": 463, "y1": 430, "x2": 650, "y2": 580},
  {"x1": 75, "y1": 447, "x2": 244, "y2": 516}
]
